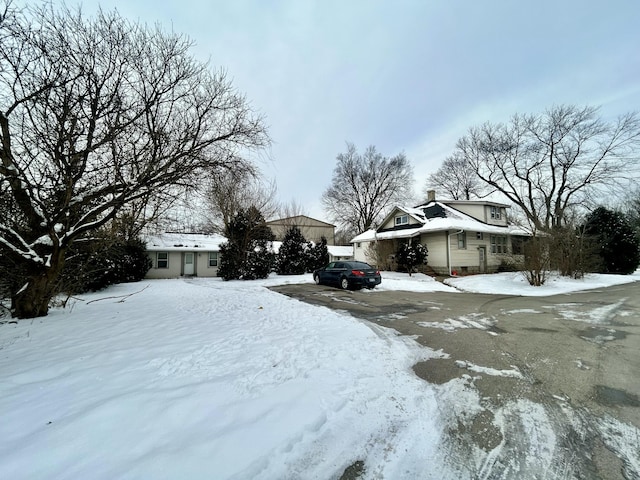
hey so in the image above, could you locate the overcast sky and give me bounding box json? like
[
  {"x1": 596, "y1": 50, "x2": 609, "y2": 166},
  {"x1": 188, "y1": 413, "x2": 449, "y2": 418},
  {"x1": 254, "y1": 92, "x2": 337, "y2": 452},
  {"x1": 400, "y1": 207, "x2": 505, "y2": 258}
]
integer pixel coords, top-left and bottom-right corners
[{"x1": 76, "y1": 1, "x2": 640, "y2": 219}]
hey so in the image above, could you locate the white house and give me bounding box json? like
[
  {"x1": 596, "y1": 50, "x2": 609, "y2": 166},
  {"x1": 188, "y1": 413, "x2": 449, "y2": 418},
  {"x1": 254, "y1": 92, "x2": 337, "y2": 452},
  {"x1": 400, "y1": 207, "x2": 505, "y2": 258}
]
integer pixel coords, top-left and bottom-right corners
[
  {"x1": 145, "y1": 232, "x2": 226, "y2": 279},
  {"x1": 352, "y1": 197, "x2": 529, "y2": 275},
  {"x1": 145, "y1": 233, "x2": 353, "y2": 279}
]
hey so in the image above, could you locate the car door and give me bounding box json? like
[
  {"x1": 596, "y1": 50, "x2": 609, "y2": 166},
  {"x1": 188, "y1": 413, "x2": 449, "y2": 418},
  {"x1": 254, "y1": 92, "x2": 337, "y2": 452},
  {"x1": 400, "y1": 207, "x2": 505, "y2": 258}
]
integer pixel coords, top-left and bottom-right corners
[
  {"x1": 332, "y1": 262, "x2": 348, "y2": 285},
  {"x1": 321, "y1": 262, "x2": 337, "y2": 284}
]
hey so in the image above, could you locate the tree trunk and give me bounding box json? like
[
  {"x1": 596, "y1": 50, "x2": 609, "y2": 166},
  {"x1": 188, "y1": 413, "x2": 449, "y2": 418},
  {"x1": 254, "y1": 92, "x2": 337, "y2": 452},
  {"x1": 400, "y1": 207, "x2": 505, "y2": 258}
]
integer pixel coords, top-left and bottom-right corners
[{"x1": 11, "y1": 252, "x2": 65, "y2": 319}]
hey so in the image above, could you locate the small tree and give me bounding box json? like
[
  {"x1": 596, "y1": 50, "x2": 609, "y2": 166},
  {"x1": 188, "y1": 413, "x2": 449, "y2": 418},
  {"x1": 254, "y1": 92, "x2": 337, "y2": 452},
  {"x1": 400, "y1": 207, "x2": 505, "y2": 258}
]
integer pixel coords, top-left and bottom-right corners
[
  {"x1": 548, "y1": 226, "x2": 591, "y2": 279},
  {"x1": 365, "y1": 241, "x2": 395, "y2": 270},
  {"x1": 395, "y1": 241, "x2": 428, "y2": 276},
  {"x1": 583, "y1": 207, "x2": 640, "y2": 274},
  {"x1": 218, "y1": 207, "x2": 275, "y2": 280},
  {"x1": 243, "y1": 240, "x2": 276, "y2": 280},
  {"x1": 306, "y1": 236, "x2": 330, "y2": 272},
  {"x1": 522, "y1": 235, "x2": 549, "y2": 286},
  {"x1": 277, "y1": 226, "x2": 309, "y2": 275}
]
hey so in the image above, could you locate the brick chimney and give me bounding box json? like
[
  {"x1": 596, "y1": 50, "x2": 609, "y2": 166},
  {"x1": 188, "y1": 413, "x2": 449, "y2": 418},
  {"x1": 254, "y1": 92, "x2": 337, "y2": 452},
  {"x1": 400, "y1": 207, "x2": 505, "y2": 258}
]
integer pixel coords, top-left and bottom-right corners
[{"x1": 427, "y1": 190, "x2": 436, "y2": 202}]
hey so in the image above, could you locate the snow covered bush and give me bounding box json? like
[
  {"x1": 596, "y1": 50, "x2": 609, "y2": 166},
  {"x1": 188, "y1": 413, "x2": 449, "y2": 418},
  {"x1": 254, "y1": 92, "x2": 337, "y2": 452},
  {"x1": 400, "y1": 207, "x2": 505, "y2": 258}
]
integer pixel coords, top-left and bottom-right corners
[
  {"x1": 243, "y1": 242, "x2": 276, "y2": 280},
  {"x1": 395, "y1": 241, "x2": 428, "y2": 276}
]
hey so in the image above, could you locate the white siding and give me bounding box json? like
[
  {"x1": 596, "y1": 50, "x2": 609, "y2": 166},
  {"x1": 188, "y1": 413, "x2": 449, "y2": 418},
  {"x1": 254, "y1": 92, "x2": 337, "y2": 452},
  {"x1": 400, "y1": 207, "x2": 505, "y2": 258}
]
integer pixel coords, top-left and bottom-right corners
[
  {"x1": 146, "y1": 251, "x2": 183, "y2": 279},
  {"x1": 421, "y1": 232, "x2": 448, "y2": 269},
  {"x1": 146, "y1": 251, "x2": 219, "y2": 278},
  {"x1": 353, "y1": 240, "x2": 376, "y2": 264}
]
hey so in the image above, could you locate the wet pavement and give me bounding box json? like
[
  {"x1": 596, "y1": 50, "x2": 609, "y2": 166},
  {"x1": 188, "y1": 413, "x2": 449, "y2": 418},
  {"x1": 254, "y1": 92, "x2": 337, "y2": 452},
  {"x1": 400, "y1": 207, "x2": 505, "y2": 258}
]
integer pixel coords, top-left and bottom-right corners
[{"x1": 271, "y1": 281, "x2": 640, "y2": 479}]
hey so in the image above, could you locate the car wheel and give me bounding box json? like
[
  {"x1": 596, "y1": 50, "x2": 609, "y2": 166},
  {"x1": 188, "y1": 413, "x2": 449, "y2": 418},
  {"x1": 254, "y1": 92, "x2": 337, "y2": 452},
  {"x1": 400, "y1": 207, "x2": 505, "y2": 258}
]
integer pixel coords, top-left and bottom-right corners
[
  {"x1": 340, "y1": 277, "x2": 349, "y2": 290},
  {"x1": 314, "y1": 274, "x2": 320, "y2": 285}
]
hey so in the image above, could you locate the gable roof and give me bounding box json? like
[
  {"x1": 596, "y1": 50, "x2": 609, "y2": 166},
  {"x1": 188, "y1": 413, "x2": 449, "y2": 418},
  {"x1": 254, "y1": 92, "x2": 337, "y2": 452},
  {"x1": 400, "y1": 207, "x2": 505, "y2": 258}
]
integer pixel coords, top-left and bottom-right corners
[{"x1": 265, "y1": 215, "x2": 335, "y2": 227}]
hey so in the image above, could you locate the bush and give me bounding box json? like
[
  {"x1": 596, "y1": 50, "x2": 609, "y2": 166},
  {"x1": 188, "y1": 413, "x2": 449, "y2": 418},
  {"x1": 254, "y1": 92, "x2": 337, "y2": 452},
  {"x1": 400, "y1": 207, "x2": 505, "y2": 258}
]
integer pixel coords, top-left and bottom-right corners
[
  {"x1": 277, "y1": 226, "x2": 309, "y2": 275},
  {"x1": 217, "y1": 242, "x2": 243, "y2": 281},
  {"x1": 218, "y1": 207, "x2": 275, "y2": 280},
  {"x1": 584, "y1": 207, "x2": 640, "y2": 274},
  {"x1": 61, "y1": 237, "x2": 151, "y2": 293},
  {"x1": 395, "y1": 241, "x2": 428, "y2": 275},
  {"x1": 306, "y1": 237, "x2": 330, "y2": 272},
  {"x1": 243, "y1": 241, "x2": 276, "y2": 280}
]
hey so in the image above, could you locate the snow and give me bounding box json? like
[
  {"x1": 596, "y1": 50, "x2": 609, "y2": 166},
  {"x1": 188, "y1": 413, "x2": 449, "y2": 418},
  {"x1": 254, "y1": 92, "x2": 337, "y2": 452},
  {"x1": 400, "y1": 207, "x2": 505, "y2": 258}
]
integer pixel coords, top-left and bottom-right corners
[
  {"x1": 0, "y1": 276, "x2": 446, "y2": 479},
  {"x1": 454, "y1": 360, "x2": 524, "y2": 379},
  {"x1": 1, "y1": 270, "x2": 639, "y2": 479},
  {"x1": 445, "y1": 270, "x2": 640, "y2": 296},
  {"x1": 145, "y1": 232, "x2": 227, "y2": 251}
]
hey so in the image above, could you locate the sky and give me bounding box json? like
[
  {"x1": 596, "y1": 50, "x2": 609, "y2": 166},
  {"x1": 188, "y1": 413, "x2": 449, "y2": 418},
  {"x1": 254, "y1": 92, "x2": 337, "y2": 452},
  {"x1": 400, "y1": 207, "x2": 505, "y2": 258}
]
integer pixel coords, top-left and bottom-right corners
[{"x1": 55, "y1": 1, "x2": 640, "y2": 219}]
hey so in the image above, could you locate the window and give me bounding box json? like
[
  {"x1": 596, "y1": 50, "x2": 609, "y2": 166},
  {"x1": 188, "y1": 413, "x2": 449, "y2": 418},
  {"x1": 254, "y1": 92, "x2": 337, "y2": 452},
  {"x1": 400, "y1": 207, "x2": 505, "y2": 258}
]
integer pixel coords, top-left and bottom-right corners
[
  {"x1": 457, "y1": 232, "x2": 467, "y2": 249},
  {"x1": 208, "y1": 252, "x2": 219, "y2": 267},
  {"x1": 476, "y1": 232, "x2": 483, "y2": 240},
  {"x1": 395, "y1": 214, "x2": 408, "y2": 226},
  {"x1": 356, "y1": 242, "x2": 361, "y2": 248},
  {"x1": 490, "y1": 206, "x2": 502, "y2": 220},
  {"x1": 490, "y1": 235, "x2": 507, "y2": 254},
  {"x1": 156, "y1": 252, "x2": 169, "y2": 268}
]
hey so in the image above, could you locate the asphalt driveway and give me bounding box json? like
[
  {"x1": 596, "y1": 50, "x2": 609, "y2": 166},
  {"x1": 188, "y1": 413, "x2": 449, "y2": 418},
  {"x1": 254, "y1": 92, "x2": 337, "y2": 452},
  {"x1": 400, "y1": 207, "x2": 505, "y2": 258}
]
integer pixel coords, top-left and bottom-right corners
[{"x1": 270, "y1": 281, "x2": 640, "y2": 479}]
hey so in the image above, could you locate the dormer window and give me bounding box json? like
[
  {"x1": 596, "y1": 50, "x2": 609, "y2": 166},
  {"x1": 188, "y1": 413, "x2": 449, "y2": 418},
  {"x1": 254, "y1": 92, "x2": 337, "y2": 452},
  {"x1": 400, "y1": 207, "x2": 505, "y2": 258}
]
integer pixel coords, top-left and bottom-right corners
[
  {"x1": 395, "y1": 214, "x2": 408, "y2": 226},
  {"x1": 490, "y1": 206, "x2": 502, "y2": 220}
]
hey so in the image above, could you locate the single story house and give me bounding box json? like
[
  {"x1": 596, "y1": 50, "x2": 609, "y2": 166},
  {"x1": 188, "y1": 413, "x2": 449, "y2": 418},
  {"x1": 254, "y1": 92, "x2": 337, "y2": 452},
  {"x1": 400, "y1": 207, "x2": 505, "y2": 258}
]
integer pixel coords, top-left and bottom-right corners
[
  {"x1": 145, "y1": 232, "x2": 226, "y2": 279},
  {"x1": 351, "y1": 196, "x2": 530, "y2": 275},
  {"x1": 145, "y1": 233, "x2": 353, "y2": 279}
]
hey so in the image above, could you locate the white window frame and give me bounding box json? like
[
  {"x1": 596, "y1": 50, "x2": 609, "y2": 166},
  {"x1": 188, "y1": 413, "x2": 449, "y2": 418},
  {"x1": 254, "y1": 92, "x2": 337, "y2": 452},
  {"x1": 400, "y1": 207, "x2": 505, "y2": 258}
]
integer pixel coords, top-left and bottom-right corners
[
  {"x1": 208, "y1": 252, "x2": 219, "y2": 267},
  {"x1": 395, "y1": 214, "x2": 408, "y2": 226},
  {"x1": 490, "y1": 206, "x2": 502, "y2": 220},
  {"x1": 156, "y1": 252, "x2": 169, "y2": 268}
]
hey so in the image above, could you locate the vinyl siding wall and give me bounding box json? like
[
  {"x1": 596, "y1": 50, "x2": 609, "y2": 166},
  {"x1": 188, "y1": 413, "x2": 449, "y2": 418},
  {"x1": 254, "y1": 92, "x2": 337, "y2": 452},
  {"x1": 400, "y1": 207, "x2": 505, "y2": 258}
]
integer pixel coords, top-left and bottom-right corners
[{"x1": 146, "y1": 251, "x2": 219, "y2": 279}]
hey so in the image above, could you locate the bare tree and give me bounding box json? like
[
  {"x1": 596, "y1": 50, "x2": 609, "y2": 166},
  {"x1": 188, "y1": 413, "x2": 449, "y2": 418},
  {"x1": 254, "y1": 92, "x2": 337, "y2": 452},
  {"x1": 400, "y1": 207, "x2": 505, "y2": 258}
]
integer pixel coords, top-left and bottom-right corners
[
  {"x1": 424, "y1": 151, "x2": 489, "y2": 200},
  {"x1": 278, "y1": 199, "x2": 307, "y2": 222},
  {"x1": 322, "y1": 143, "x2": 414, "y2": 233},
  {"x1": 456, "y1": 105, "x2": 640, "y2": 231},
  {"x1": 202, "y1": 166, "x2": 278, "y2": 236},
  {"x1": 0, "y1": 3, "x2": 268, "y2": 318}
]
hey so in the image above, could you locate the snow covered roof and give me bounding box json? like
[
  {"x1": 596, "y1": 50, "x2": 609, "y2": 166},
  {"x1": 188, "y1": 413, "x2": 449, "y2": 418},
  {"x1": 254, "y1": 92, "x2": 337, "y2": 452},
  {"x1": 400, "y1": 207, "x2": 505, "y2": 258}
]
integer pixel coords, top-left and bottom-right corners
[
  {"x1": 350, "y1": 201, "x2": 531, "y2": 243},
  {"x1": 145, "y1": 233, "x2": 227, "y2": 251},
  {"x1": 328, "y1": 245, "x2": 354, "y2": 257},
  {"x1": 351, "y1": 229, "x2": 377, "y2": 243}
]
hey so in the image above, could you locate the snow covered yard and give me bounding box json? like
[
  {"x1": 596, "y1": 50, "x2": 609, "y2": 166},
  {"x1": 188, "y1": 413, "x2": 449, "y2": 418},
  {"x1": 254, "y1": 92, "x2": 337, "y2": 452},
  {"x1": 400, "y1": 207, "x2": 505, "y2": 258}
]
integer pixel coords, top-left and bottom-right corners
[
  {"x1": 0, "y1": 276, "x2": 448, "y2": 479},
  {"x1": 1, "y1": 270, "x2": 639, "y2": 479}
]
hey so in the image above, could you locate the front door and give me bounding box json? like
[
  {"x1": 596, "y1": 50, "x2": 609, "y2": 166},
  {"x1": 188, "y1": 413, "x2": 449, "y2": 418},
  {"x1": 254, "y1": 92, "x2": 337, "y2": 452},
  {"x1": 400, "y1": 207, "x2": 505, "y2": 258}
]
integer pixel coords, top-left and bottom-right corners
[
  {"x1": 478, "y1": 247, "x2": 486, "y2": 273},
  {"x1": 184, "y1": 252, "x2": 195, "y2": 275}
]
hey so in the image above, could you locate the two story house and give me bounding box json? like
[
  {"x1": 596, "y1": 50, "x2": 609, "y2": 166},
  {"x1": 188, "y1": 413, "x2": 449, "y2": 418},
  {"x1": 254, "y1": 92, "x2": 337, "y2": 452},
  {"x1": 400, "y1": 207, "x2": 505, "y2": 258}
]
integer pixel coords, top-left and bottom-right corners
[{"x1": 351, "y1": 194, "x2": 529, "y2": 275}]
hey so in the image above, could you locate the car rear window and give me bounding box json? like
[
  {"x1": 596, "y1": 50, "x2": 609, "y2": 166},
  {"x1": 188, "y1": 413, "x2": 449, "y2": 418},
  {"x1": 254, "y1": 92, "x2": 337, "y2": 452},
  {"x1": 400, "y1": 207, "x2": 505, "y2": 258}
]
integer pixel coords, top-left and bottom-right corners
[{"x1": 350, "y1": 262, "x2": 373, "y2": 269}]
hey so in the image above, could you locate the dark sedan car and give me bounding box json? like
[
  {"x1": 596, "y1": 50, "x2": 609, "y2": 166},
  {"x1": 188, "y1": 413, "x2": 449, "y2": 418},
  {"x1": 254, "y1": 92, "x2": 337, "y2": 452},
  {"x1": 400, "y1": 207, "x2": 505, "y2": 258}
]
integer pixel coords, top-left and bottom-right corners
[{"x1": 313, "y1": 261, "x2": 381, "y2": 290}]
